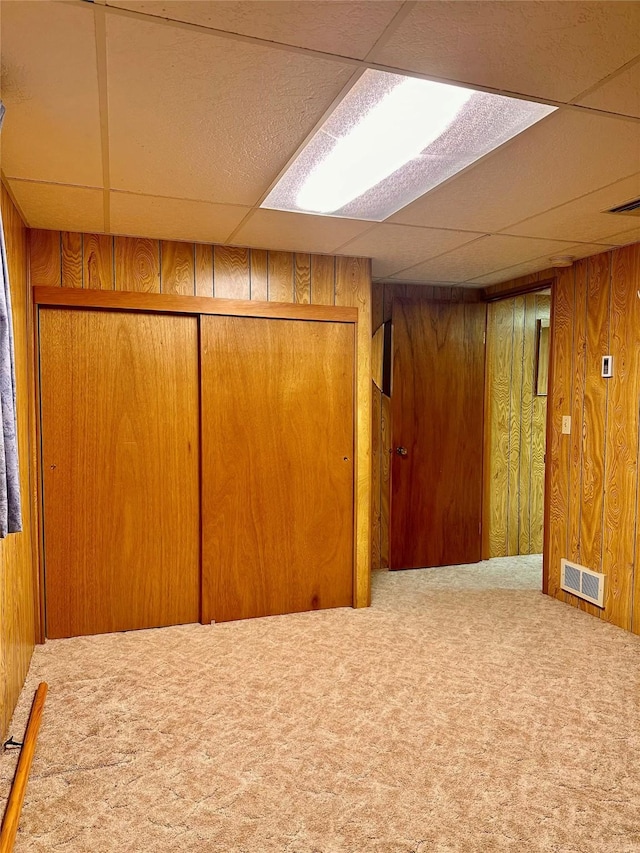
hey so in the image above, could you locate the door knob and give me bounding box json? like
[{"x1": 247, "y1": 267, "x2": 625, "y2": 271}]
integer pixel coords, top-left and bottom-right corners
[{"x1": 396, "y1": 446, "x2": 408, "y2": 457}]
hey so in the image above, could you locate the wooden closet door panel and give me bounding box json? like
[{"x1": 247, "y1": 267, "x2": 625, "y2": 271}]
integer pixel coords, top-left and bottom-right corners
[
  {"x1": 201, "y1": 315, "x2": 354, "y2": 622},
  {"x1": 39, "y1": 308, "x2": 200, "y2": 638}
]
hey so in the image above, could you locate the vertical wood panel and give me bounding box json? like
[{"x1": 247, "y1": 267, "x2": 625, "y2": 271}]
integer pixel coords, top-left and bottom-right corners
[
  {"x1": 487, "y1": 300, "x2": 513, "y2": 557},
  {"x1": 294, "y1": 253, "x2": 311, "y2": 305},
  {"x1": 336, "y1": 256, "x2": 371, "y2": 606},
  {"x1": 372, "y1": 282, "x2": 384, "y2": 333},
  {"x1": 371, "y1": 382, "x2": 382, "y2": 571},
  {"x1": 602, "y1": 244, "x2": 640, "y2": 630},
  {"x1": 83, "y1": 234, "x2": 114, "y2": 291},
  {"x1": 580, "y1": 253, "x2": 610, "y2": 578},
  {"x1": 114, "y1": 237, "x2": 160, "y2": 293},
  {"x1": 547, "y1": 268, "x2": 575, "y2": 598},
  {"x1": 380, "y1": 393, "x2": 391, "y2": 569},
  {"x1": 195, "y1": 244, "x2": 213, "y2": 297},
  {"x1": 161, "y1": 241, "x2": 195, "y2": 296},
  {"x1": 310, "y1": 255, "x2": 334, "y2": 306},
  {"x1": 200, "y1": 315, "x2": 354, "y2": 622},
  {"x1": 518, "y1": 295, "x2": 536, "y2": 555},
  {"x1": 530, "y1": 294, "x2": 550, "y2": 554},
  {"x1": 268, "y1": 251, "x2": 294, "y2": 303},
  {"x1": 250, "y1": 249, "x2": 268, "y2": 301},
  {"x1": 29, "y1": 229, "x2": 60, "y2": 287},
  {"x1": 40, "y1": 309, "x2": 200, "y2": 638},
  {"x1": 0, "y1": 187, "x2": 36, "y2": 740},
  {"x1": 61, "y1": 232, "x2": 83, "y2": 289},
  {"x1": 213, "y1": 245, "x2": 250, "y2": 300},
  {"x1": 567, "y1": 265, "x2": 587, "y2": 566},
  {"x1": 507, "y1": 297, "x2": 525, "y2": 555}
]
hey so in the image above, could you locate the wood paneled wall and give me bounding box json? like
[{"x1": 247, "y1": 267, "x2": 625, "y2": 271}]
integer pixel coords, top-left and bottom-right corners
[
  {"x1": 485, "y1": 292, "x2": 550, "y2": 558},
  {"x1": 29, "y1": 230, "x2": 372, "y2": 608},
  {"x1": 0, "y1": 186, "x2": 37, "y2": 740},
  {"x1": 547, "y1": 244, "x2": 640, "y2": 633}
]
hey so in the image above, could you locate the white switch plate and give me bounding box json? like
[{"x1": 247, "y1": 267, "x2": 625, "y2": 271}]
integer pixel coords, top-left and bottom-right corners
[
  {"x1": 562, "y1": 415, "x2": 571, "y2": 434},
  {"x1": 602, "y1": 355, "x2": 613, "y2": 378}
]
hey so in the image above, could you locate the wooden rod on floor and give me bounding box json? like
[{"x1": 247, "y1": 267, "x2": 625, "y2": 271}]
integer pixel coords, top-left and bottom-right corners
[{"x1": 0, "y1": 682, "x2": 48, "y2": 853}]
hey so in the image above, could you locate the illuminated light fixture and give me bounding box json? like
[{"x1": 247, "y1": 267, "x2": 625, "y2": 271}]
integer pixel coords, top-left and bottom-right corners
[{"x1": 262, "y1": 70, "x2": 557, "y2": 222}]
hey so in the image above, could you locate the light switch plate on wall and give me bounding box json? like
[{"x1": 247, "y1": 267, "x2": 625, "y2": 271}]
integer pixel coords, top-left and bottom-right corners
[{"x1": 562, "y1": 415, "x2": 571, "y2": 434}]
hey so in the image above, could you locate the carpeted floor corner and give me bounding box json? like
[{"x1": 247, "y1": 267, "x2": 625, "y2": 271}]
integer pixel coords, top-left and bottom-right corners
[{"x1": 2, "y1": 556, "x2": 640, "y2": 852}]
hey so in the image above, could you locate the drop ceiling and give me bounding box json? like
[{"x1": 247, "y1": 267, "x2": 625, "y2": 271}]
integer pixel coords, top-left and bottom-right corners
[{"x1": 1, "y1": 0, "x2": 640, "y2": 287}]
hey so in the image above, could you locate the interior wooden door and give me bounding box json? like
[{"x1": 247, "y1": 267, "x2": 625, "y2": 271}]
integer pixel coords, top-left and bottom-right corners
[
  {"x1": 201, "y1": 315, "x2": 354, "y2": 622},
  {"x1": 39, "y1": 308, "x2": 200, "y2": 638},
  {"x1": 390, "y1": 298, "x2": 486, "y2": 570}
]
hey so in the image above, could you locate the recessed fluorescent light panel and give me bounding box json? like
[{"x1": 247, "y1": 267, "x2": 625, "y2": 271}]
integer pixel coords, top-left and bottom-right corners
[{"x1": 262, "y1": 70, "x2": 556, "y2": 221}]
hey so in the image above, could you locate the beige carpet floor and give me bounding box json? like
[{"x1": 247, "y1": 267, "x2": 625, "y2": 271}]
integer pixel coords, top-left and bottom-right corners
[{"x1": 2, "y1": 556, "x2": 640, "y2": 852}]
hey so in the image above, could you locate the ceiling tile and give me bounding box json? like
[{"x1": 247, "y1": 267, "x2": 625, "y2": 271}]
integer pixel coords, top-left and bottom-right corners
[
  {"x1": 0, "y1": 2, "x2": 103, "y2": 186},
  {"x1": 369, "y1": 1, "x2": 640, "y2": 103},
  {"x1": 468, "y1": 243, "x2": 617, "y2": 286},
  {"x1": 337, "y1": 224, "x2": 484, "y2": 278},
  {"x1": 388, "y1": 235, "x2": 576, "y2": 283},
  {"x1": 106, "y1": 1, "x2": 402, "y2": 59},
  {"x1": 110, "y1": 192, "x2": 249, "y2": 244},
  {"x1": 231, "y1": 209, "x2": 371, "y2": 254},
  {"x1": 598, "y1": 226, "x2": 640, "y2": 247},
  {"x1": 502, "y1": 174, "x2": 640, "y2": 243},
  {"x1": 9, "y1": 181, "x2": 104, "y2": 233},
  {"x1": 106, "y1": 13, "x2": 355, "y2": 205},
  {"x1": 578, "y1": 60, "x2": 640, "y2": 119},
  {"x1": 388, "y1": 110, "x2": 640, "y2": 233}
]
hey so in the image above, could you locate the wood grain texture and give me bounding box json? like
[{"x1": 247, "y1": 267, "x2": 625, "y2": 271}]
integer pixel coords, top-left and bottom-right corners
[
  {"x1": 294, "y1": 253, "x2": 311, "y2": 305},
  {"x1": 268, "y1": 251, "x2": 294, "y2": 303},
  {"x1": 0, "y1": 682, "x2": 47, "y2": 853},
  {"x1": 507, "y1": 297, "x2": 525, "y2": 556},
  {"x1": 567, "y1": 262, "x2": 588, "y2": 602},
  {"x1": 546, "y1": 267, "x2": 574, "y2": 599},
  {"x1": 250, "y1": 249, "x2": 268, "y2": 301},
  {"x1": 214, "y1": 245, "x2": 250, "y2": 300},
  {"x1": 29, "y1": 230, "x2": 60, "y2": 287},
  {"x1": 485, "y1": 292, "x2": 549, "y2": 558},
  {"x1": 580, "y1": 252, "x2": 610, "y2": 578},
  {"x1": 310, "y1": 255, "x2": 334, "y2": 306},
  {"x1": 390, "y1": 299, "x2": 485, "y2": 569},
  {"x1": 34, "y1": 287, "x2": 357, "y2": 323},
  {"x1": 194, "y1": 243, "x2": 213, "y2": 297},
  {"x1": 530, "y1": 294, "x2": 550, "y2": 555},
  {"x1": 30, "y1": 231, "x2": 371, "y2": 620},
  {"x1": 486, "y1": 299, "x2": 513, "y2": 557},
  {"x1": 114, "y1": 236, "x2": 160, "y2": 292},
  {"x1": 201, "y1": 315, "x2": 354, "y2": 622},
  {"x1": 372, "y1": 282, "x2": 384, "y2": 333},
  {"x1": 518, "y1": 295, "x2": 536, "y2": 555},
  {"x1": 161, "y1": 241, "x2": 194, "y2": 296},
  {"x1": 39, "y1": 309, "x2": 200, "y2": 638},
  {"x1": 0, "y1": 186, "x2": 37, "y2": 741},
  {"x1": 61, "y1": 232, "x2": 83, "y2": 289},
  {"x1": 371, "y1": 382, "x2": 382, "y2": 571},
  {"x1": 380, "y1": 393, "x2": 391, "y2": 569},
  {"x1": 335, "y1": 256, "x2": 371, "y2": 606},
  {"x1": 602, "y1": 244, "x2": 640, "y2": 630},
  {"x1": 83, "y1": 234, "x2": 113, "y2": 291}
]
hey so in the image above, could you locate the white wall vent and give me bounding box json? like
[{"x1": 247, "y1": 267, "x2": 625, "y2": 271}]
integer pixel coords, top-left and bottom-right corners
[{"x1": 560, "y1": 559, "x2": 605, "y2": 608}]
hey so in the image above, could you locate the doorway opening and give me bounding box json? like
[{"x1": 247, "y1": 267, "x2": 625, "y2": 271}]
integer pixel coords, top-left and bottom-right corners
[{"x1": 482, "y1": 288, "x2": 551, "y2": 590}]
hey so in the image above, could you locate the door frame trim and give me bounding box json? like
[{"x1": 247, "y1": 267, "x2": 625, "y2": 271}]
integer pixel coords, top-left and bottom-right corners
[{"x1": 33, "y1": 286, "x2": 358, "y2": 324}]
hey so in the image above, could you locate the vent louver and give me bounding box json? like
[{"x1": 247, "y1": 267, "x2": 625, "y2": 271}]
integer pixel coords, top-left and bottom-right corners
[
  {"x1": 607, "y1": 197, "x2": 640, "y2": 216},
  {"x1": 560, "y1": 559, "x2": 605, "y2": 608}
]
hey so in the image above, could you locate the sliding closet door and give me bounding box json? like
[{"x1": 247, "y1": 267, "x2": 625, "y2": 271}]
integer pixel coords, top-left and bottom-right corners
[
  {"x1": 201, "y1": 315, "x2": 354, "y2": 623},
  {"x1": 39, "y1": 308, "x2": 200, "y2": 639}
]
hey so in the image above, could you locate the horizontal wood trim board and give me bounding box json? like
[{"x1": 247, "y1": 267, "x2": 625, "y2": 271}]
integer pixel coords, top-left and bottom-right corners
[
  {"x1": 482, "y1": 278, "x2": 555, "y2": 302},
  {"x1": 33, "y1": 286, "x2": 358, "y2": 324}
]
